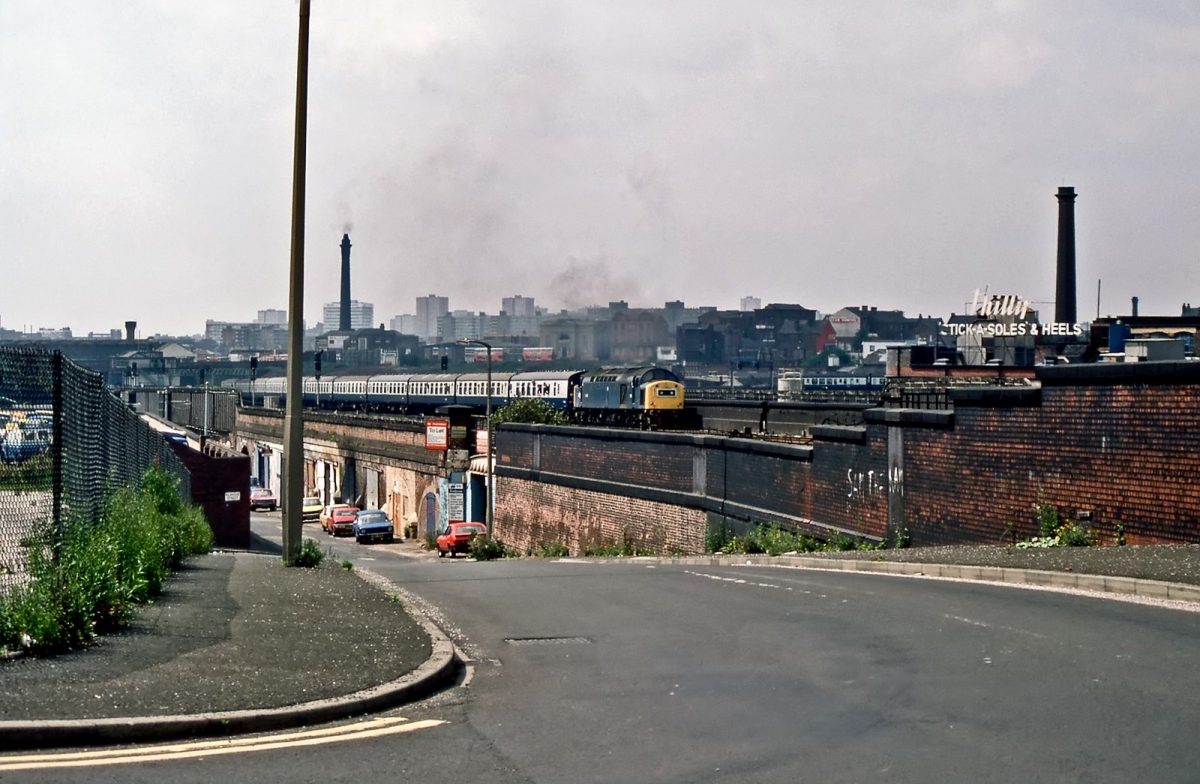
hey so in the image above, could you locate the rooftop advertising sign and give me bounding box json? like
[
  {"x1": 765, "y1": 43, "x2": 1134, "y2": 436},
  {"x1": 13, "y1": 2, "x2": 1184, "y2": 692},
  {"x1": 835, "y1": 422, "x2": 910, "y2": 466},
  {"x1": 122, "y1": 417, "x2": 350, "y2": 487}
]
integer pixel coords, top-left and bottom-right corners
[{"x1": 941, "y1": 289, "x2": 1084, "y2": 338}]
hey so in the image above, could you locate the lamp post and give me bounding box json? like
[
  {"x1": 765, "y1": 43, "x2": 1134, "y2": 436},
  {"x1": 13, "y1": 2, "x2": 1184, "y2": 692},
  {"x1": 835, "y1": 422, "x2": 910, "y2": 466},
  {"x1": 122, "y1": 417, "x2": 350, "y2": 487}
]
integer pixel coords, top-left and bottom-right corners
[{"x1": 457, "y1": 338, "x2": 493, "y2": 534}]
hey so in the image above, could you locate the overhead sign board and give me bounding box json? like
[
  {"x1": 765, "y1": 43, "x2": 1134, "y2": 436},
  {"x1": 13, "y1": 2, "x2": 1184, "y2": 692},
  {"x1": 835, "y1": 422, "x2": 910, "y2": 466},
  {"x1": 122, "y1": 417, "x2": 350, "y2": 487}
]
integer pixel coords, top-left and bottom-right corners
[{"x1": 425, "y1": 417, "x2": 450, "y2": 451}]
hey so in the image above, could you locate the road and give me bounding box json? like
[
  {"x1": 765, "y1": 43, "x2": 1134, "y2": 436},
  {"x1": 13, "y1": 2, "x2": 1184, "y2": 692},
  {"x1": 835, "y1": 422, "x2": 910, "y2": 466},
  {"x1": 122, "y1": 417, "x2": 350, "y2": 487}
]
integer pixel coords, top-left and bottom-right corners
[{"x1": 8, "y1": 514, "x2": 1200, "y2": 783}]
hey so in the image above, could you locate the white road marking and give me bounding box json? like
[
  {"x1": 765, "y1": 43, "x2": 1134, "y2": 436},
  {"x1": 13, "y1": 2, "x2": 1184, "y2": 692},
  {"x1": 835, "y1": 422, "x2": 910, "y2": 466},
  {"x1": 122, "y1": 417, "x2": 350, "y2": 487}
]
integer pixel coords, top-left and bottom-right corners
[
  {"x1": 0, "y1": 716, "x2": 446, "y2": 771},
  {"x1": 683, "y1": 570, "x2": 792, "y2": 591}
]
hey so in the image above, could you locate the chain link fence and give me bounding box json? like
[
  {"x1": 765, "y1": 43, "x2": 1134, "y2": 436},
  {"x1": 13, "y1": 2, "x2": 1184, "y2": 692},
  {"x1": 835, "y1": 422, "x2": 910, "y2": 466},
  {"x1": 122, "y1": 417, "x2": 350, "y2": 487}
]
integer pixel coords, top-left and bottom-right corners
[{"x1": 0, "y1": 347, "x2": 191, "y2": 594}]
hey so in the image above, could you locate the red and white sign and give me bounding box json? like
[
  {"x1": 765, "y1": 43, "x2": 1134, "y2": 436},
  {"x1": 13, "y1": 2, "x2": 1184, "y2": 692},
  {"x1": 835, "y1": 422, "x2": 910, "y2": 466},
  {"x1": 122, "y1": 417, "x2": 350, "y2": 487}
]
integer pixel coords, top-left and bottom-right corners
[{"x1": 425, "y1": 418, "x2": 450, "y2": 451}]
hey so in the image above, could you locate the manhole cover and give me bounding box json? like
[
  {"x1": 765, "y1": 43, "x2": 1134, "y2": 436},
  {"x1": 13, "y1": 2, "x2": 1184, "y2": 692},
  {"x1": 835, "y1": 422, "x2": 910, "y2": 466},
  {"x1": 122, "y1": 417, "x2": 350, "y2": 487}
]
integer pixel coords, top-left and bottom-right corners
[{"x1": 503, "y1": 636, "x2": 592, "y2": 646}]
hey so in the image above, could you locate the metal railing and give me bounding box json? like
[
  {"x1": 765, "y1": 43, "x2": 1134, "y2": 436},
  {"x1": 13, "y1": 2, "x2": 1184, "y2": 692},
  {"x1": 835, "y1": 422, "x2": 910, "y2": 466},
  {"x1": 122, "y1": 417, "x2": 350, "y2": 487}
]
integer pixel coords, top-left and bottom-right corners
[{"x1": 0, "y1": 347, "x2": 191, "y2": 593}]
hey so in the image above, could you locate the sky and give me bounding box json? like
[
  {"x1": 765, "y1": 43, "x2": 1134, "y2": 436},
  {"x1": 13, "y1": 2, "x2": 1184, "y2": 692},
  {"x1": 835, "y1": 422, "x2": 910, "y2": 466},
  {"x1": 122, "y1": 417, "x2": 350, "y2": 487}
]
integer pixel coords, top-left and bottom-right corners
[{"x1": 3, "y1": 1, "x2": 1199, "y2": 338}]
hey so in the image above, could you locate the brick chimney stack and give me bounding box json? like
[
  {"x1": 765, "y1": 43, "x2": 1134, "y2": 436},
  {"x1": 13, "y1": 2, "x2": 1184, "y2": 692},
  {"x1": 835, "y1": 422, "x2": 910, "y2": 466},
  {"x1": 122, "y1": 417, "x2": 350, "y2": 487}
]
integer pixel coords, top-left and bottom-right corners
[
  {"x1": 1055, "y1": 187, "x2": 1077, "y2": 324},
  {"x1": 339, "y1": 234, "x2": 352, "y2": 332}
]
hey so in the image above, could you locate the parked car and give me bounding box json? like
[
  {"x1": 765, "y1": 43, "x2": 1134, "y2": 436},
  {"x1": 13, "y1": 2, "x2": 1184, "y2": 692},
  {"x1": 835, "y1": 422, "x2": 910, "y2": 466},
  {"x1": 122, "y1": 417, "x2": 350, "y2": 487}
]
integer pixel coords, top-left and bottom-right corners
[
  {"x1": 321, "y1": 504, "x2": 359, "y2": 536},
  {"x1": 249, "y1": 486, "x2": 277, "y2": 512},
  {"x1": 436, "y1": 522, "x2": 488, "y2": 558},
  {"x1": 352, "y1": 509, "x2": 395, "y2": 544},
  {"x1": 301, "y1": 496, "x2": 322, "y2": 524}
]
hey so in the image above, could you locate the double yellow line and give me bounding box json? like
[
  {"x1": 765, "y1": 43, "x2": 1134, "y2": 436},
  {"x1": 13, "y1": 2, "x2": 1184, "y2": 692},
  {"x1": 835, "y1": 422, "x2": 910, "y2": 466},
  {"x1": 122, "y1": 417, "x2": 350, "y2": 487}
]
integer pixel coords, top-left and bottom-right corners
[{"x1": 0, "y1": 716, "x2": 446, "y2": 771}]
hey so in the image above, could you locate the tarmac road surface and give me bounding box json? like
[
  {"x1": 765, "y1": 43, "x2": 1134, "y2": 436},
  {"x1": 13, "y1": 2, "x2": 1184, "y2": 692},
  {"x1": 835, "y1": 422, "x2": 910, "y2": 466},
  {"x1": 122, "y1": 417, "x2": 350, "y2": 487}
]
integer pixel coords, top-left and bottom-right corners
[{"x1": 7, "y1": 516, "x2": 1200, "y2": 783}]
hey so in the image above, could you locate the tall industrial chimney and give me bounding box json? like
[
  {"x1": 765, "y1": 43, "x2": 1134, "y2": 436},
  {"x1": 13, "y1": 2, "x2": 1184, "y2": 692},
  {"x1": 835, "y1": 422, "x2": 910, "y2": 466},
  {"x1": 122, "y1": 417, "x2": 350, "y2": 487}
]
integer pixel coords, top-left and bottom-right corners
[
  {"x1": 1055, "y1": 186, "x2": 1077, "y2": 324},
  {"x1": 339, "y1": 234, "x2": 352, "y2": 332},
  {"x1": 124, "y1": 320, "x2": 137, "y2": 341}
]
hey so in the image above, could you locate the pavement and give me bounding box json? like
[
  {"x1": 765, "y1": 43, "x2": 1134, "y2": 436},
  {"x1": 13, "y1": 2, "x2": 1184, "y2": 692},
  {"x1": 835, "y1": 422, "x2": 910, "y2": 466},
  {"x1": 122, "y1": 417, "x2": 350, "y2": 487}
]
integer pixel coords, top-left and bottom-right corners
[
  {"x1": 3, "y1": 531, "x2": 1200, "y2": 750},
  {"x1": 0, "y1": 532, "x2": 456, "y2": 750}
]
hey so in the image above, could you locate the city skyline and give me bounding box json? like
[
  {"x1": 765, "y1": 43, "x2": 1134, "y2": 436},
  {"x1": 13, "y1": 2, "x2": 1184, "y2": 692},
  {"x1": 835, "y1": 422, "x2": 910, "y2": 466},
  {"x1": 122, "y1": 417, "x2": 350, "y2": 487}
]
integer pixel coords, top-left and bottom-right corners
[{"x1": 4, "y1": 2, "x2": 1198, "y2": 336}]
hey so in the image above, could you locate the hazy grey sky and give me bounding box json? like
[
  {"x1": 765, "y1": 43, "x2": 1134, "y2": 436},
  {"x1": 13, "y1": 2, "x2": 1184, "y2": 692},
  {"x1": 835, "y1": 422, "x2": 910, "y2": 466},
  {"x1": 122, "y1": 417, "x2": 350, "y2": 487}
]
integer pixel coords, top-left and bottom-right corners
[{"x1": 3, "y1": 1, "x2": 1198, "y2": 337}]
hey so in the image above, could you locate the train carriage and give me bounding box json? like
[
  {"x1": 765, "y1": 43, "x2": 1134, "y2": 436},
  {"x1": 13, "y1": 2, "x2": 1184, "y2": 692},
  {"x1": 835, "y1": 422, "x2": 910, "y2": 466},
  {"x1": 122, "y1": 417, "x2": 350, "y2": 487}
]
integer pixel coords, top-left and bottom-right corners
[
  {"x1": 404, "y1": 373, "x2": 458, "y2": 413},
  {"x1": 454, "y1": 372, "x2": 517, "y2": 410},
  {"x1": 330, "y1": 375, "x2": 372, "y2": 410},
  {"x1": 507, "y1": 370, "x2": 582, "y2": 411}
]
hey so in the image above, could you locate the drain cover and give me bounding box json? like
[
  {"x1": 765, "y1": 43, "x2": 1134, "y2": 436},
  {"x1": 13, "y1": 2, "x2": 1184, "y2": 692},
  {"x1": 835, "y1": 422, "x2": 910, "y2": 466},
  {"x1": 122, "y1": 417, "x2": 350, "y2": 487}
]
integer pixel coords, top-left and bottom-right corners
[{"x1": 503, "y1": 636, "x2": 592, "y2": 646}]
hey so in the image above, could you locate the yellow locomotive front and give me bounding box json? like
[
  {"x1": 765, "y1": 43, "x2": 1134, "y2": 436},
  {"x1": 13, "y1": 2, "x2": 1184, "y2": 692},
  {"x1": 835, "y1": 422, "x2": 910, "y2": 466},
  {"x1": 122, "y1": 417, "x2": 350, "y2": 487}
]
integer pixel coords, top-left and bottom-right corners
[{"x1": 641, "y1": 379, "x2": 685, "y2": 412}]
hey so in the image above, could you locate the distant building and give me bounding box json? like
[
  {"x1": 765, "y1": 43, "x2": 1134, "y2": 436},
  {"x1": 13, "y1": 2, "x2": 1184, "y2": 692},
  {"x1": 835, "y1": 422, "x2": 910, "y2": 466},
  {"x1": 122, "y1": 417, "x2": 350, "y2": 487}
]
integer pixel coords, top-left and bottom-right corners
[
  {"x1": 540, "y1": 318, "x2": 610, "y2": 362},
  {"x1": 680, "y1": 304, "x2": 821, "y2": 369},
  {"x1": 256, "y1": 309, "x2": 287, "y2": 325},
  {"x1": 826, "y1": 306, "x2": 941, "y2": 355},
  {"x1": 341, "y1": 327, "x2": 422, "y2": 367},
  {"x1": 109, "y1": 343, "x2": 197, "y2": 388},
  {"x1": 322, "y1": 300, "x2": 373, "y2": 331},
  {"x1": 502, "y1": 295, "x2": 537, "y2": 318},
  {"x1": 438, "y1": 310, "x2": 484, "y2": 341},
  {"x1": 740, "y1": 296, "x2": 761, "y2": 312},
  {"x1": 389, "y1": 314, "x2": 418, "y2": 336},
  {"x1": 415, "y1": 295, "x2": 449, "y2": 342},
  {"x1": 204, "y1": 320, "x2": 290, "y2": 353},
  {"x1": 610, "y1": 309, "x2": 670, "y2": 363}
]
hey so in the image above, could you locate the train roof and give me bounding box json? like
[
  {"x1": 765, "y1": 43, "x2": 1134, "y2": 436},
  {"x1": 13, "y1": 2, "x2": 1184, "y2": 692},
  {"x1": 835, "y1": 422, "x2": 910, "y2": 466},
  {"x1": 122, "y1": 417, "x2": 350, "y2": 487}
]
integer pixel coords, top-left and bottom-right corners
[
  {"x1": 509, "y1": 370, "x2": 585, "y2": 381},
  {"x1": 579, "y1": 366, "x2": 679, "y2": 384},
  {"x1": 454, "y1": 372, "x2": 520, "y2": 383}
]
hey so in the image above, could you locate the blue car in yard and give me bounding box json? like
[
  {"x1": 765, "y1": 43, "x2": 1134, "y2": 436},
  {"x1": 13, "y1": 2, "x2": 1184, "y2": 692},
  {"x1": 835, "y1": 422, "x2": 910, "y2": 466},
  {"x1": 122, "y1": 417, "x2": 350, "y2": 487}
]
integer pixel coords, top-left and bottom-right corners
[{"x1": 353, "y1": 509, "x2": 395, "y2": 544}]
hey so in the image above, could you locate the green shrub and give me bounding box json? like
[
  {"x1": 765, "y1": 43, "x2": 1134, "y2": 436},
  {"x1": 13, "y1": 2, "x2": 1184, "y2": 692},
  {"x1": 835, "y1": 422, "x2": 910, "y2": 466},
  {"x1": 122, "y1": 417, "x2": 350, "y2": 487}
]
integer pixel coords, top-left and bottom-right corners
[
  {"x1": 292, "y1": 538, "x2": 325, "y2": 568},
  {"x1": 824, "y1": 532, "x2": 858, "y2": 552},
  {"x1": 535, "y1": 541, "x2": 570, "y2": 557},
  {"x1": 706, "y1": 521, "x2": 734, "y2": 554},
  {"x1": 589, "y1": 541, "x2": 654, "y2": 557},
  {"x1": 1056, "y1": 521, "x2": 1093, "y2": 547},
  {"x1": 491, "y1": 398, "x2": 568, "y2": 425},
  {"x1": 0, "y1": 466, "x2": 211, "y2": 654},
  {"x1": 1038, "y1": 502, "x2": 1060, "y2": 538},
  {"x1": 470, "y1": 535, "x2": 508, "y2": 561}
]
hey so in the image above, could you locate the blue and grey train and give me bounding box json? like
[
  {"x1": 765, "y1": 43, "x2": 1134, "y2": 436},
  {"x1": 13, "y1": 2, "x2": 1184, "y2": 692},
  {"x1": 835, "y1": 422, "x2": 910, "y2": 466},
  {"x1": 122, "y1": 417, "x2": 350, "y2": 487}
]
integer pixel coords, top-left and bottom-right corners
[{"x1": 225, "y1": 366, "x2": 688, "y2": 428}]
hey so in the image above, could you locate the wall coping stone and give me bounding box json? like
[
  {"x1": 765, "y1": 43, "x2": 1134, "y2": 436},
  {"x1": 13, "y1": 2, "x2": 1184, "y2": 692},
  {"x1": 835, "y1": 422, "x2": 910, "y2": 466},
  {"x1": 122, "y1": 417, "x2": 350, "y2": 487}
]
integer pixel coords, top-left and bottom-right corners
[
  {"x1": 1037, "y1": 360, "x2": 1200, "y2": 386},
  {"x1": 810, "y1": 425, "x2": 867, "y2": 444},
  {"x1": 863, "y1": 408, "x2": 955, "y2": 428},
  {"x1": 949, "y1": 385, "x2": 1042, "y2": 407}
]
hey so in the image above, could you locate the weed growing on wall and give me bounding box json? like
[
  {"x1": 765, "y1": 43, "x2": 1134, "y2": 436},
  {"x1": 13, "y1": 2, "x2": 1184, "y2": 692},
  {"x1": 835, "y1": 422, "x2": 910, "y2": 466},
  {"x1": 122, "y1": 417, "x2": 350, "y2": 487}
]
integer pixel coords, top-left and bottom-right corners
[
  {"x1": 533, "y1": 541, "x2": 570, "y2": 558},
  {"x1": 711, "y1": 524, "x2": 884, "y2": 556}
]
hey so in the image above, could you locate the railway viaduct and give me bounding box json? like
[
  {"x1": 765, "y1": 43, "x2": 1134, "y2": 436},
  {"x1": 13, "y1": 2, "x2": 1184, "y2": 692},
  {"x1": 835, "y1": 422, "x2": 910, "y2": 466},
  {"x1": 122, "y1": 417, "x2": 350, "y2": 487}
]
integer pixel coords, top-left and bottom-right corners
[{"x1": 231, "y1": 360, "x2": 1200, "y2": 554}]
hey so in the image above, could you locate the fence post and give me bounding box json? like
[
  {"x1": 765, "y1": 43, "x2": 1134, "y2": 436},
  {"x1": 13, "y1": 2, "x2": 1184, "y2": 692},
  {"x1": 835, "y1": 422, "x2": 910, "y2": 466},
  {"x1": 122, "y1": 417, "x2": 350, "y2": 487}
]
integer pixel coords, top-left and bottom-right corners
[{"x1": 51, "y1": 349, "x2": 64, "y2": 560}]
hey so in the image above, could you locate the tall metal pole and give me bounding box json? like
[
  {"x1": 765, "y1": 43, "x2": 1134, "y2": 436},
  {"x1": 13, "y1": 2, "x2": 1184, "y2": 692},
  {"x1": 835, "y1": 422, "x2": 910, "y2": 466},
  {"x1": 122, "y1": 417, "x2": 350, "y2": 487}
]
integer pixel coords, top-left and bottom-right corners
[
  {"x1": 458, "y1": 338, "x2": 494, "y2": 534},
  {"x1": 282, "y1": 0, "x2": 310, "y2": 565},
  {"x1": 485, "y1": 344, "x2": 493, "y2": 535}
]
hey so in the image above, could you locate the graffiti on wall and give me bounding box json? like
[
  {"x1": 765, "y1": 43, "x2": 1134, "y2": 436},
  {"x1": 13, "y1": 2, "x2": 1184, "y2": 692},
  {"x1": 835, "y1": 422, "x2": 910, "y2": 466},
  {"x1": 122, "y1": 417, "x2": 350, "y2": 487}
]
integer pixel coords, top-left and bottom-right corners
[{"x1": 847, "y1": 468, "x2": 885, "y2": 502}]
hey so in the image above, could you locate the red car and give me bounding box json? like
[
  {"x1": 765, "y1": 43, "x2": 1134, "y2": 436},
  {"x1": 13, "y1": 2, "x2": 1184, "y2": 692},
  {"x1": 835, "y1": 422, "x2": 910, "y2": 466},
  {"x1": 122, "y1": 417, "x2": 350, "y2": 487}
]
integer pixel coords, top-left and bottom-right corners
[
  {"x1": 436, "y1": 522, "x2": 488, "y2": 558},
  {"x1": 321, "y1": 504, "x2": 359, "y2": 536}
]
